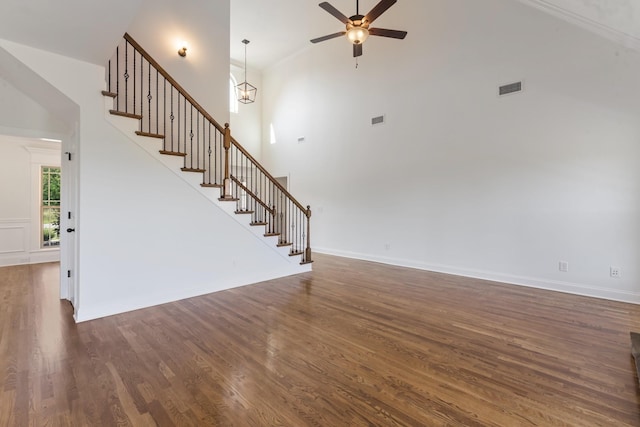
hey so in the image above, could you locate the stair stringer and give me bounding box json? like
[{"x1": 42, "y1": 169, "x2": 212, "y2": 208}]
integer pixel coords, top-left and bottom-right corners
[{"x1": 103, "y1": 97, "x2": 311, "y2": 273}]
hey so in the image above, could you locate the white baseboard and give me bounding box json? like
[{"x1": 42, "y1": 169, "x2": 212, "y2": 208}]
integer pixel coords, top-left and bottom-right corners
[
  {"x1": 0, "y1": 249, "x2": 60, "y2": 267},
  {"x1": 314, "y1": 247, "x2": 640, "y2": 305}
]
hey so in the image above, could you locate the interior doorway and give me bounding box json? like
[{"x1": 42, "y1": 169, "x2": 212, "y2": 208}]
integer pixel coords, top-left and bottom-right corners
[{"x1": 275, "y1": 176, "x2": 287, "y2": 191}]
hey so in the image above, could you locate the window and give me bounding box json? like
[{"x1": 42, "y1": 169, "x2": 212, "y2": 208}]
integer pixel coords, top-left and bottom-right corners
[
  {"x1": 270, "y1": 123, "x2": 277, "y2": 145},
  {"x1": 229, "y1": 73, "x2": 239, "y2": 114},
  {"x1": 41, "y1": 166, "x2": 61, "y2": 248}
]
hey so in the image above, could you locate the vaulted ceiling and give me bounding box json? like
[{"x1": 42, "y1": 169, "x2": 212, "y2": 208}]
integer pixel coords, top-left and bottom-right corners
[
  {"x1": 0, "y1": 0, "x2": 143, "y2": 65},
  {"x1": 0, "y1": 0, "x2": 638, "y2": 70},
  {"x1": 231, "y1": 0, "x2": 640, "y2": 70}
]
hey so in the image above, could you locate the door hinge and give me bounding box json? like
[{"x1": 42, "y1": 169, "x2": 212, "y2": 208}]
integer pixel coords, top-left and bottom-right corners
[
  {"x1": 68, "y1": 211, "x2": 72, "y2": 219},
  {"x1": 67, "y1": 270, "x2": 71, "y2": 278},
  {"x1": 64, "y1": 152, "x2": 72, "y2": 161}
]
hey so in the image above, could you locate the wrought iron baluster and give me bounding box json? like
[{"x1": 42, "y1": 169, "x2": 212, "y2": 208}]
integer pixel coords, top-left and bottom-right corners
[
  {"x1": 163, "y1": 78, "x2": 166, "y2": 151},
  {"x1": 147, "y1": 61, "x2": 152, "y2": 133},
  {"x1": 155, "y1": 69, "x2": 159, "y2": 134},
  {"x1": 107, "y1": 59, "x2": 111, "y2": 94},
  {"x1": 124, "y1": 41, "x2": 129, "y2": 113},
  {"x1": 116, "y1": 46, "x2": 120, "y2": 110},
  {"x1": 207, "y1": 123, "x2": 212, "y2": 185},
  {"x1": 140, "y1": 56, "x2": 143, "y2": 123},
  {"x1": 189, "y1": 104, "x2": 194, "y2": 169},
  {"x1": 170, "y1": 87, "x2": 174, "y2": 152},
  {"x1": 132, "y1": 48, "x2": 135, "y2": 115}
]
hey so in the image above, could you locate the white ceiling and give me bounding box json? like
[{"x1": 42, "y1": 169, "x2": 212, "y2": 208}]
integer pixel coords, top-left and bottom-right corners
[
  {"x1": 231, "y1": 0, "x2": 640, "y2": 70},
  {"x1": 0, "y1": 0, "x2": 638, "y2": 71},
  {"x1": 0, "y1": 0, "x2": 143, "y2": 65},
  {"x1": 230, "y1": 0, "x2": 415, "y2": 70}
]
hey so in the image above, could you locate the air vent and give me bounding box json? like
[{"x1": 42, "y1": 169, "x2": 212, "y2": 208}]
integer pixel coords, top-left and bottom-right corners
[
  {"x1": 499, "y1": 81, "x2": 522, "y2": 96},
  {"x1": 371, "y1": 115, "x2": 385, "y2": 126}
]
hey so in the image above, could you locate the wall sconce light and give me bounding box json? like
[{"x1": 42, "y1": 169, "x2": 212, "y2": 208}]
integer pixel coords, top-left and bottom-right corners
[{"x1": 178, "y1": 43, "x2": 188, "y2": 57}]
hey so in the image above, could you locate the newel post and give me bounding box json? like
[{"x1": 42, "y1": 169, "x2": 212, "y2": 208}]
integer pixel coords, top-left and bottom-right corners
[
  {"x1": 222, "y1": 123, "x2": 232, "y2": 198},
  {"x1": 305, "y1": 205, "x2": 312, "y2": 263}
]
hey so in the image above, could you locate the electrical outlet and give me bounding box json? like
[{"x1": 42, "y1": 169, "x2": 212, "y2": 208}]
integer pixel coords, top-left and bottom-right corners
[
  {"x1": 610, "y1": 266, "x2": 621, "y2": 278},
  {"x1": 559, "y1": 261, "x2": 569, "y2": 272}
]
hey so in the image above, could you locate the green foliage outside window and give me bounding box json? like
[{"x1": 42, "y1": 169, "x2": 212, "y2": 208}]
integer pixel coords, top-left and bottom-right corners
[{"x1": 42, "y1": 166, "x2": 61, "y2": 247}]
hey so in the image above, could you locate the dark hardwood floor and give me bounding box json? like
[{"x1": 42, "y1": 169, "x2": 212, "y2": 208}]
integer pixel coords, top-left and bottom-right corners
[{"x1": 1, "y1": 254, "x2": 640, "y2": 426}]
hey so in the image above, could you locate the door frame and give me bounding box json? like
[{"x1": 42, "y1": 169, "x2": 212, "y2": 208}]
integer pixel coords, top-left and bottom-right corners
[{"x1": 59, "y1": 126, "x2": 79, "y2": 314}]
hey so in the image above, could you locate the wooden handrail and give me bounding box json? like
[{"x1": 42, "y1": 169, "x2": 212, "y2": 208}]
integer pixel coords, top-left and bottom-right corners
[
  {"x1": 123, "y1": 33, "x2": 225, "y2": 134},
  {"x1": 124, "y1": 32, "x2": 308, "y2": 218},
  {"x1": 230, "y1": 136, "x2": 308, "y2": 215},
  {"x1": 112, "y1": 33, "x2": 312, "y2": 263}
]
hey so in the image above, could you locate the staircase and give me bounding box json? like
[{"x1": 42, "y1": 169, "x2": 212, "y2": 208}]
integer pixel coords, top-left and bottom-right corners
[{"x1": 103, "y1": 33, "x2": 312, "y2": 266}]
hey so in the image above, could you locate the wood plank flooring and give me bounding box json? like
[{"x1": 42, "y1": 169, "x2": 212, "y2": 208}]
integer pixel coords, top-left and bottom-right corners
[{"x1": 1, "y1": 254, "x2": 640, "y2": 426}]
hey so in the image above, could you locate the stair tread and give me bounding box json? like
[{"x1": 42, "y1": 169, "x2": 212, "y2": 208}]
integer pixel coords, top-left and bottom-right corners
[
  {"x1": 159, "y1": 150, "x2": 187, "y2": 157},
  {"x1": 110, "y1": 110, "x2": 143, "y2": 120},
  {"x1": 201, "y1": 183, "x2": 223, "y2": 188},
  {"x1": 136, "y1": 131, "x2": 164, "y2": 139},
  {"x1": 101, "y1": 90, "x2": 117, "y2": 98},
  {"x1": 264, "y1": 233, "x2": 280, "y2": 237},
  {"x1": 250, "y1": 222, "x2": 268, "y2": 226},
  {"x1": 181, "y1": 167, "x2": 206, "y2": 173},
  {"x1": 235, "y1": 210, "x2": 255, "y2": 215},
  {"x1": 300, "y1": 260, "x2": 314, "y2": 265},
  {"x1": 289, "y1": 251, "x2": 304, "y2": 257},
  {"x1": 277, "y1": 242, "x2": 293, "y2": 247},
  {"x1": 218, "y1": 197, "x2": 239, "y2": 202}
]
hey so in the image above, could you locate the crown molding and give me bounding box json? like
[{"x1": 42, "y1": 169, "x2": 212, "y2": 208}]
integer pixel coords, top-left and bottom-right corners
[{"x1": 515, "y1": 0, "x2": 640, "y2": 51}]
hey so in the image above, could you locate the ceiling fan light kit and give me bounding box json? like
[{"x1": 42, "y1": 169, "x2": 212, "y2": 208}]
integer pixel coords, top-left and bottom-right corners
[
  {"x1": 310, "y1": 0, "x2": 407, "y2": 58},
  {"x1": 346, "y1": 26, "x2": 369, "y2": 44}
]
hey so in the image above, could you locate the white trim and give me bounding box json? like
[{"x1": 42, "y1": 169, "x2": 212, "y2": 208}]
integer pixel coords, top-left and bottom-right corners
[
  {"x1": 0, "y1": 218, "x2": 30, "y2": 224},
  {"x1": 0, "y1": 224, "x2": 27, "y2": 254},
  {"x1": 29, "y1": 249, "x2": 60, "y2": 264},
  {"x1": 314, "y1": 247, "x2": 640, "y2": 304},
  {"x1": 515, "y1": 0, "x2": 640, "y2": 51}
]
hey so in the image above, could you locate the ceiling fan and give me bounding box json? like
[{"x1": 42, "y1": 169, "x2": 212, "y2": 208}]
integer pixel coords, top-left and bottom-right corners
[{"x1": 310, "y1": 0, "x2": 408, "y2": 58}]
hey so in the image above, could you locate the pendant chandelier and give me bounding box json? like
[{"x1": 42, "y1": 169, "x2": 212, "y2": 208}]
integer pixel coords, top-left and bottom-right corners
[{"x1": 236, "y1": 39, "x2": 257, "y2": 104}]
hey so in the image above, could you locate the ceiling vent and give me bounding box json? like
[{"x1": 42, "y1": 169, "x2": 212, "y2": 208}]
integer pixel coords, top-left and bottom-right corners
[{"x1": 499, "y1": 81, "x2": 522, "y2": 96}]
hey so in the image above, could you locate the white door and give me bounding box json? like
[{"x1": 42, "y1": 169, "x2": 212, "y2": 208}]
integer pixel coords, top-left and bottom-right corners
[{"x1": 60, "y1": 130, "x2": 79, "y2": 311}]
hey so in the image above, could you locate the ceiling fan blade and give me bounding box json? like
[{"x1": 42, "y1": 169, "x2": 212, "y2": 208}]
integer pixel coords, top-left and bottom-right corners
[
  {"x1": 369, "y1": 28, "x2": 407, "y2": 39},
  {"x1": 310, "y1": 31, "x2": 346, "y2": 43},
  {"x1": 353, "y1": 43, "x2": 363, "y2": 57},
  {"x1": 364, "y1": 0, "x2": 397, "y2": 25},
  {"x1": 319, "y1": 2, "x2": 350, "y2": 24}
]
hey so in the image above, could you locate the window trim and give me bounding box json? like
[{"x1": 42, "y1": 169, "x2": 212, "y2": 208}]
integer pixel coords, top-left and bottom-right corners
[{"x1": 41, "y1": 165, "x2": 61, "y2": 249}]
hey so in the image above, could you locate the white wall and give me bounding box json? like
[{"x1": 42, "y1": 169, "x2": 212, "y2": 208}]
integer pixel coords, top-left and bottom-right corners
[
  {"x1": 261, "y1": 0, "x2": 640, "y2": 302},
  {"x1": 0, "y1": 3, "x2": 308, "y2": 321},
  {"x1": 230, "y1": 63, "x2": 262, "y2": 159},
  {"x1": 0, "y1": 75, "x2": 68, "y2": 138},
  {"x1": 0, "y1": 135, "x2": 60, "y2": 266},
  {"x1": 125, "y1": 0, "x2": 230, "y2": 124}
]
